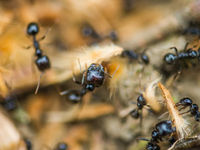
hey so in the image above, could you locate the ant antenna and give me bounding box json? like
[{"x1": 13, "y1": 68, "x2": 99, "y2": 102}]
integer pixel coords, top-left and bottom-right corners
[
  {"x1": 104, "y1": 65, "x2": 120, "y2": 78},
  {"x1": 170, "y1": 47, "x2": 179, "y2": 56},
  {"x1": 183, "y1": 42, "x2": 189, "y2": 51},
  {"x1": 38, "y1": 22, "x2": 56, "y2": 41},
  {"x1": 35, "y1": 72, "x2": 44, "y2": 94},
  {"x1": 137, "y1": 137, "x2": 150, "y2": 142}
]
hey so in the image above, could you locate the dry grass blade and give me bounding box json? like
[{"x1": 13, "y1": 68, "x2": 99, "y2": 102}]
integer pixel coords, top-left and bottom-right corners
[
  {"x1": 0, "y1": 109, "x2": 25, "y2": 150},
  {"x1": 158, "y1": 82, "x2": 190, "y2": 139}
]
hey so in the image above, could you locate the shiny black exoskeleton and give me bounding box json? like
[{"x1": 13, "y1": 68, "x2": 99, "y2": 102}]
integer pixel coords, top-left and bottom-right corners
[
  {"x1": 176, "y1": 97, "x2": 200, "y2": 121},
  {"x1": 163, "y1": 43, "x2": 200, "y2": 65},
  {"x1": 85, "y1": 63, "x2": 105, "y2": 88},
  {"x1": 27, "y1": 22, "x2": 50, "y2": 72},
  {"x1": 129, "y1": 94, "x2": 147, "y2": 119},
  {"x1": 61, "y1": 63, "x2": 106, "y2": 102},
  {"x1": 55, "y1": 142, "x2": 68, "y2": 150},
  {"x1": 121, "y1": 50, "x2": 150, "y2": 64},
  {"x1": 142, "y1": 120, "x2": 176, "y2": 150}
]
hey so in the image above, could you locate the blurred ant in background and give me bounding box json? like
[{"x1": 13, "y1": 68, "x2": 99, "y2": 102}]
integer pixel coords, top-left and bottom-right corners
[
  {"x1": 176, "y1": 97, "x2": 200, "y2": 122},
  {"x1": 24, "y1": 138, "x2": 32, "y2": 150},
  {"x1": 55, "y1": 142, "x2": 68, "y2": 150},
  {"x1": 162, "y1": 42, "x2": 200, "y2": 78},
  {"x1": 60, "y1": 63, "x2": 117, "y2": 103},
  {"x1": 121, "y1": 49, "x2": 150, "y2": 65},
  {"x1": 26, "y1": 22, "x2": 51, "y2": 94},
  {"x1": 140, "y1": 120, "x2": 176, "y2": 150},
  {"x1": 81, "y1": 23, "x2": 118, "y2": 44},
  {"x1": 129, "y1": 94, "x2": 151, "y2": 126}
]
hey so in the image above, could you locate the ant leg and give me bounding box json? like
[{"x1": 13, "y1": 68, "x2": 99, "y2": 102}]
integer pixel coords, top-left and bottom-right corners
[
  {"x1": 183, "y1": 42, "x2": 189, "y2": 52},
  {"x1": 35, "y1": 72, "x2": 44, "y2": 94},
  {"x1": 59, "y1": 90, "x2": 71, "y2": 96},
  {"x1": 72, "y1": 73, "x2": 82, "y2": 85},
  {"x1": 136, "y1": 137, "x2": 150, "y2": 141},
  {"x1": 38, "y1": 22, "x2": 56, "y2": 42},
  {"x1": 170, "y1": 47, "x2": 179, "y2": 56},
  {"x1": 158, "y1": 111, "x2": 169, "y2": 120},
  {"x1": 179, "y1": 110, "x2": 190, "y2": 115},
  {"x1": 139, "y1": 109, "x2": 143, "y2": 128}
]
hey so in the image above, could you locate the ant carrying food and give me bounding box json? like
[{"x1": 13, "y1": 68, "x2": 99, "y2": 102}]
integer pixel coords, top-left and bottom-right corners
[
  {"x1": 27, "y1": 22, "x2": 51, "y2": 94},
  {"x1": 121, "y1": 49, "x2": 150, "y2": 64},
  {"x1": 175, "y1": 97, "x2": 200, "y2": 122},
  {"x1": 140, "y1": 120, "x2": 176, "y2": 150},
  {"x1": 60, "y1": 63, "x2": 114, "y2": 103}
]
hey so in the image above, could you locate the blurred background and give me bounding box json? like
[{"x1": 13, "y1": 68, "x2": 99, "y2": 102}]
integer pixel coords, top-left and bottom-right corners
[{"x1": 0, "y1": 0, "x2": 200, "y2": 150}]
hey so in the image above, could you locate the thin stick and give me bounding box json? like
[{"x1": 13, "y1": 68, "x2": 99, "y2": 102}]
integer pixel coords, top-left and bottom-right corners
[{"x1": 35, "y1": 72, "x2": 44, "y2": 94}]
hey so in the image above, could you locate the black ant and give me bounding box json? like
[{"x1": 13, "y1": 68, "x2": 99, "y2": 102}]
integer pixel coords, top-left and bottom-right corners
[
  {"x1": 121, "y1": 49, "x2": 150, "y2": 64},
  {"x1": 163, "y1": 42, "x2": 200, "y2": 65},
  {"x1": 27, "y1": 22, "x2": 51, "y2": 94},
  {"x1": 81, "y1": 23, "x2": 118, "y2": 43},
  {"x1": 24, "y1": 138, "x2": 32, "y2": 150},
  {"x1": 175, "y1": 97, "x2": 200, "y2": 122},
  {"x1": 140, "y1": 120, "x2": 176, "y2": 150},
  {"x1": 61, "y1": 63, "x2": 112, "y2": 102},
  {"x1": 55, "y1": 142, "x2": 68, "y2": 150},
  {"x1": 129, "y1": 94, "x2": 149, "y2": 125}
]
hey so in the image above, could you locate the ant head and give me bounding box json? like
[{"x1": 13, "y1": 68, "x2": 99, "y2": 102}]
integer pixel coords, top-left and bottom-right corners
[
  {"x1": 129, "y1": 109, "x2": 139, "y2": 119},
  {"x1": 163, "y1": 53, "x2": 177, "y2": 64},
  {"x1": 35, "y1": 55, "x2": 50, "y2": 72},
  {"x1": 67, "y1": 91, "x2": 82, "y2": 103},
  {"x1": 151, "y1": 130, "x2": 159, "y2": 142},
  {"x1": 55, "y1": 142, "x2": 68, "y2": 150},
  {"x1": 188, "y1": 50, "x2": 198, "y2": 58},
  {"x1": 121, "y1": 50, "x2": 138, "y2": 59},
  {"x1": 109, "y1": 31, "x2": 118, "y2": 42},
  {"x1": 195, "y1": 111, "x2": 200, "y2": 122},
  {"x1": 146, "y1": 142, "x2": 160, "y2": 150},
  {"x1": 27, "y1": 22, "x2": 39, "y2": 36},
  {"x1": 2, "y1": 95, "x2": 18, "y2": 111},
  {"x1": 190, "y1": 104, "x2": 199, "y2": 115},
  {"x1": 141, "y1": 53, "x2": 149, "y2": 64},
  {"x1": 85, "y1": 84, "x2": 95, "y2": 91},
  {"x1": 155, "y1": 120, "x2": 175, "y2": 137},
  {"x1": 137, "y1": 94, "x2": 146, "y2": 108},
  {"x1": 177, "y1": 97, "x2": 193, "y2": 106}
]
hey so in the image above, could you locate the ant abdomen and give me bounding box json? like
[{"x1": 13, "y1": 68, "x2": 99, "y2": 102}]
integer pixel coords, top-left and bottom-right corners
[
  {"x1": 35, "y1": 55, "x2": 51, "y2": 72},
  {"x1": 129, "y1": 109, "x2": 139, "y2": 119}
]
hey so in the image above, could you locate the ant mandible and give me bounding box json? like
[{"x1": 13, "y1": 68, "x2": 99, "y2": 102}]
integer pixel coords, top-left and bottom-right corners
[
  {"x1": 121, "y1": 49, "x2": 150, "y2": 64},
  {"x1": 175, "y1": 97, "x2": 200, "y2": 122},
  {"x1": 61, "y1": 63, "x2": 112, "y2": 103},
  {"x1": 27, "y1": 22, "x2": 51, "y2": 94},
  {"x1": 140, "y1": 120, "x2": 176, "y2": 150}
]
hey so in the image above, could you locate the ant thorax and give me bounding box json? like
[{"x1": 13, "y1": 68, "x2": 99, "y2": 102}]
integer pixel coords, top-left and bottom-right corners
[{"x1": 85, "y1": 63, "x2": 105, "y2": 87}]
